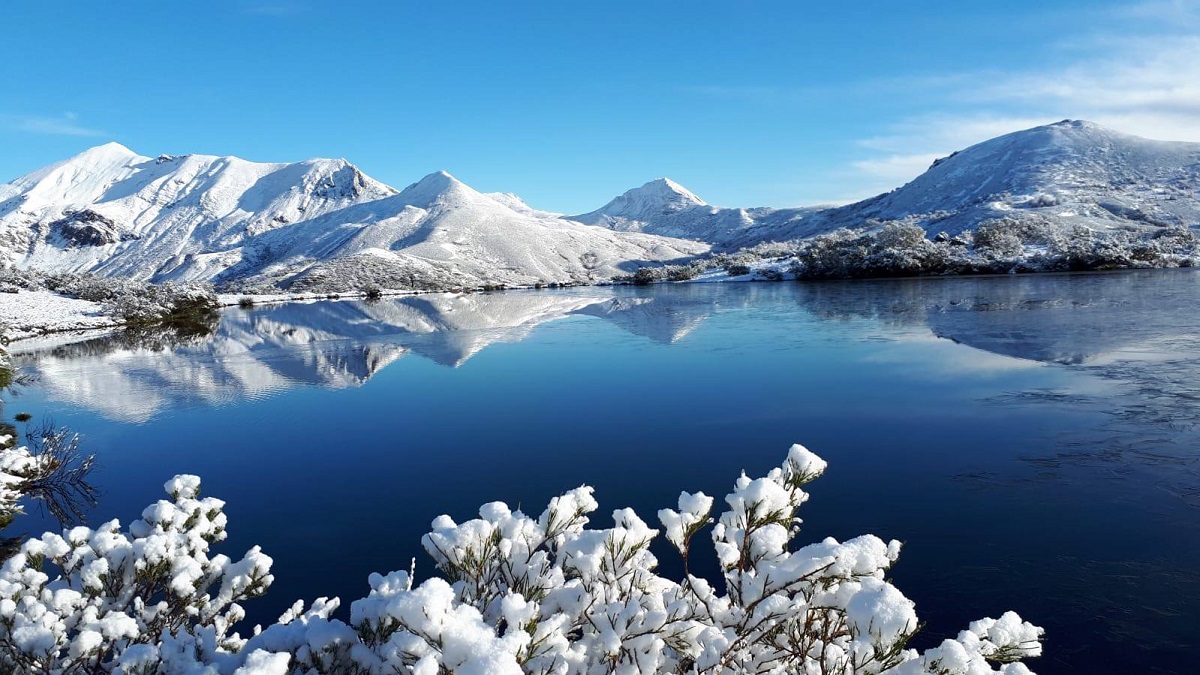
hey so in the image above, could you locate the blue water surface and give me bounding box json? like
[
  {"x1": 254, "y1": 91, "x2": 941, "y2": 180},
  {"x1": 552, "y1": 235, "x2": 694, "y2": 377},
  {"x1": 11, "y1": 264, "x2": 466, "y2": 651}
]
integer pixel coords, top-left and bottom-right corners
[{"x1": 8, "y1": 270, "x2": 1200, "y2": 674}]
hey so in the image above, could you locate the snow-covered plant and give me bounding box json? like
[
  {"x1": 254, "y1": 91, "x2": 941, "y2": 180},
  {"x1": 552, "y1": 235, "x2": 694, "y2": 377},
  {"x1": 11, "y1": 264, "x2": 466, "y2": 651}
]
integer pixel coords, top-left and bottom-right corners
[
  {"x1": 0, "y1": 475, "x2": 272, "y2": 673},
  {"x1": 0, "y1": 444, "x2": 1043, "y2": 673},
  {"x1": 102, "y1": 282, "x2": 219, "y2": 329}
]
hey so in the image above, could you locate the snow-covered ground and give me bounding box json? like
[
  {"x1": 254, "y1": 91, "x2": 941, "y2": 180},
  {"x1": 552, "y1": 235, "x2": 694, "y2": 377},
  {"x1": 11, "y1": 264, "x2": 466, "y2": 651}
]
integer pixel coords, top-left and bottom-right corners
[{"x1": 0, "y1": 289, "x2": 117, "y2": 340}]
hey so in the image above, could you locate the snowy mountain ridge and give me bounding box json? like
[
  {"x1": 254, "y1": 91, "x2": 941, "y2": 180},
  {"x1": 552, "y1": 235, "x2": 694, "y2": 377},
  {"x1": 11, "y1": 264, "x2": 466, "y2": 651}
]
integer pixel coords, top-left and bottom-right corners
[
  {"x1": 763, "y1": 119, "x2": 1200, "y2": 244},
  {"x1": 3, "y1": 120, "x2": 1198, "y2": 291},
  {"x1": 569, "y1": 120, "x2": 1200, "y2": 248},
  {"x1": 0, "y1": 147, "x2": 705, "y2": 290}
]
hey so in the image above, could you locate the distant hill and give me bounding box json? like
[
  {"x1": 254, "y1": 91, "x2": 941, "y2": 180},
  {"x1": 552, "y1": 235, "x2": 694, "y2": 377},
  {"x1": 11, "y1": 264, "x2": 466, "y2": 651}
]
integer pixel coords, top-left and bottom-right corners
[{"x1": 573, "y1": 120, "x2": 1200, "y2": 248}]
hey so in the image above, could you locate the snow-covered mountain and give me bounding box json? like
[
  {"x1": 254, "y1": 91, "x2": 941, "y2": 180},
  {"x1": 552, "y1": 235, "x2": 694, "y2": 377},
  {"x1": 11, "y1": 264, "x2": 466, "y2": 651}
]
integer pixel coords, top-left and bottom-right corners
[
  {"x1": 575, "y1": 121, "x2": 1200, "y2": 248},
  {"x1": 0, "y1": 145, "x2": 706, "y2": 290},
  {"x1": 760, "y1": 119, "x2": 1200, "y2": 243},
  {"x1": 570, "y1": 178, "x2": 820, "y2": 244},
  {"x1": 4, "y1": 121, "x2": 1196, "y2": 289},
  {"x1": 218, "y1": 171, "x2": 707, "y2": 291}
]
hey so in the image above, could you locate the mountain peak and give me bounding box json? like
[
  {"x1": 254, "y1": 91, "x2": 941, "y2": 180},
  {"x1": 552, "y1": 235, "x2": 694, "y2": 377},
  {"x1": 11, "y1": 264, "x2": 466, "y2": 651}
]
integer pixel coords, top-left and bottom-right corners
[
  {"x1": 574, "y1": 177, "x2": 707, "y2": 224},
  {"x1": 70, "y1": 141, "x2": 140, "y2": 163},
  {"x1": 1047, "y1": 119, "x2": 1104, "y2": 131},
  {"x1": 628, "y1": 178, "x2": 706, "y2": 207},
  {"x1": 397, "y1": 170, "x2": 476, "y2": 207}
]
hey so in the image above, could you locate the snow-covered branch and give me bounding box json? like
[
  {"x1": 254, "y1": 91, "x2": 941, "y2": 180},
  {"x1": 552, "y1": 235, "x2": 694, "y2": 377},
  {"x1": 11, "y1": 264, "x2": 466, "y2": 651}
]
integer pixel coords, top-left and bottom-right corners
[{"x1": 0, "y1": 443, "x2": 1043, "y2": 674}]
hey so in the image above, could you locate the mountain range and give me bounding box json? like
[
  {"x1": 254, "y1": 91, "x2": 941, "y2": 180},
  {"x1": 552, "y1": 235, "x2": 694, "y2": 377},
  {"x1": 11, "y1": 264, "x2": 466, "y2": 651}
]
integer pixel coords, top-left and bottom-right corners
[{"x1": 1, "y1": 120, "x2": 1197, "y2": 291}]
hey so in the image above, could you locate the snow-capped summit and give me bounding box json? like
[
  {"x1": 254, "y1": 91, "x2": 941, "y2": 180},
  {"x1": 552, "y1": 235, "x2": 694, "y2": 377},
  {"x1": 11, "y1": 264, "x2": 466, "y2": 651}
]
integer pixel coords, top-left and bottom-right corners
[
  {"x1": 778, "y1": 118, "x2": 1200, "y2": 240},
  {"x1": 0, "y1": 144, "x2": 404, "y2": 281},
  {"x1": 573, "y1": 177, "x2": 705, "y2": 227},
  {"x1": 570, "y1": 177, "x2": 782, "y2": 243},
  {"x1": 617, "y1": 177, "x2": 708, "y2": 211},
  {"x1": 707, "y1": 119, "x2": 1200, "y2": 247},
  {"x1": 397, "y1": 170, "x2": 475, "y2": 208},
  {"x1": 0, "y1": 144, "x2": 707, "y2": 290}
]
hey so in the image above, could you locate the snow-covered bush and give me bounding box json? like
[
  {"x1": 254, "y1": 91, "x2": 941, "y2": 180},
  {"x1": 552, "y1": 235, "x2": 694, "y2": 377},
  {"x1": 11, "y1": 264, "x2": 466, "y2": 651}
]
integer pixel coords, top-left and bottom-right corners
[
  {"x1": 776, "y1": 219, "x2": 1200, "y2": 280},
  {"x1": 0, "y1": 360, "x2": 98, "y2": 560},
  {"x1": 0, "y1": 268, "x2": 219, "y2": 331},
  {"x1": 628, "y1": 259, "x2": 715, "y2": 285},
  {"x1": 972, "y1": 220, "x2": 1028, "y2": 259},
  {"x1": 790, "y1": 225, "x2": 965, "y2": 279},
  {"x1": 0, "y1": 444, "x2": 1044, "y2": 674}
]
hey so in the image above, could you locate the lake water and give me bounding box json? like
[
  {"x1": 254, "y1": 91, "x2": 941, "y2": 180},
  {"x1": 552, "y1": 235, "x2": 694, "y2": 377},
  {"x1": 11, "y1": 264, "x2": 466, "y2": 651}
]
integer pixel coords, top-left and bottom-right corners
[{"x1": 8, "y1": 270, "x2": 1200, "y2": 674}]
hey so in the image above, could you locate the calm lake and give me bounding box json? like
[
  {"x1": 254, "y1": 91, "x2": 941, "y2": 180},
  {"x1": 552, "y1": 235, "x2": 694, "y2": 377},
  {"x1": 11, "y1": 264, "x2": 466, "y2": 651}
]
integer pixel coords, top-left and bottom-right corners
[{"x1": 8, "y1": 270, "x2": 1200, "y2": 674}]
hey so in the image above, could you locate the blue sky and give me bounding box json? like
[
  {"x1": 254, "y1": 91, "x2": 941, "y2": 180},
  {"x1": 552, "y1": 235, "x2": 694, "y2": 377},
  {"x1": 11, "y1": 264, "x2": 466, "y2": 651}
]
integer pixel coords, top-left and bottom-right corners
[{"x1": 3, "y1": 0, "x2": 1198, "y2": 213}]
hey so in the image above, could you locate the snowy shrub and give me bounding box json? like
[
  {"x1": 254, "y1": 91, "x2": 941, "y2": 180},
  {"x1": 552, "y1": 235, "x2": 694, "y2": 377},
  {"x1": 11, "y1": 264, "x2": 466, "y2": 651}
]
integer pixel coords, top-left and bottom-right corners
[
  {"x1": 774, "y1": 218, "x2": 1199, "y2": 280},
  {"x1": 791, "y1": 225, "x2": 962, "y2": 279},
  {"x1": 1, "y1": 269, "x2": 220, "y2": 331},
  {"x1": 725, "y1": 263, "x2": 752, "y2": 276},
  {"x1": 0, "y1": 473, "x2": 272, "y2": 673},
  {"x1": 0, "y1": 444, "x2": 1044, "y2": 674},
  {"x1": 971, "y1": 220, "x2": 1027, "y2": 258},
  {"x1": 624, "y1": 259, "x2": 718, "y2": 285},
  {"x1": 103, "y1": 282, "x2": 219, "y2": 329},
  {"x1": 631, "y1": 267, "x2": 666, "y2": 285}
]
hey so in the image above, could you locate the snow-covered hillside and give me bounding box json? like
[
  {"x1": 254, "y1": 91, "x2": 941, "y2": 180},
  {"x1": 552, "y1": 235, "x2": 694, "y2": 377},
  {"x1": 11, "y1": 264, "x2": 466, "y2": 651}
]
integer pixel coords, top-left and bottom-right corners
[
  {"x1": 0, "y1": 146, "x2": 706, "y2": 291},
  {"x1": 218, "y1": 171, "x2": 707, "y2": 291},
  {"x1": 570, "y1": 178, "x2": 821, "y2": 244},
  {"x1": 762, "y1": 119, "x2": 1200, "y2": 244},
  {"x1": 574, "y1": 121, "x2": 1200, "y2": 248},
  {"x1": 4, "y1": 121, "x2": 1197, "y2": 289}
]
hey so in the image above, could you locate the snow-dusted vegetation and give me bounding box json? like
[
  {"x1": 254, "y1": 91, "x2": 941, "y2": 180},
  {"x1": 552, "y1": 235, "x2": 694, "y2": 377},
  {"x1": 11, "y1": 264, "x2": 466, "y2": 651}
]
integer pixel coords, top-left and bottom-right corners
[
  {"x1": 0, "y1": 440, "x2": 1043, "y2": 674},
  {"x1": 0, "y1": 267, "x2": 218, "y2": 339},
  {"x1": 0, "y1": 355, "x2": 97, "y2": 558},
  {"x1": 785, "y1": 221, "x2": 1198, "y2": 280}
]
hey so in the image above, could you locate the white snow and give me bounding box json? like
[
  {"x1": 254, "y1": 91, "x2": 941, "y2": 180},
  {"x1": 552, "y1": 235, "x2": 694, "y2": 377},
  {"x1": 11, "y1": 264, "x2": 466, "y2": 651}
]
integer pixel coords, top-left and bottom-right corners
[
  {"x1": 0, "y1": 290, "x2": 117, "y2": 339},
  {"x1": 4, "y1": 120, "x2": 1195, "y2": 292},
  {"x1": 573, "y1": 120, "x2": 1200, "y2": 250},
  {"x1": 0, "y1": 151, "x2": 707, "y2": 291}
]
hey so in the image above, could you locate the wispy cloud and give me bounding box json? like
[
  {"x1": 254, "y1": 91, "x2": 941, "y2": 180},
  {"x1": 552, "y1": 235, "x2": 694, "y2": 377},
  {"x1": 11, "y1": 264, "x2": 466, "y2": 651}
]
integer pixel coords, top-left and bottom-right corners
[{"x1": 3, "y1": 112, "x2": 104, "y2": 137}]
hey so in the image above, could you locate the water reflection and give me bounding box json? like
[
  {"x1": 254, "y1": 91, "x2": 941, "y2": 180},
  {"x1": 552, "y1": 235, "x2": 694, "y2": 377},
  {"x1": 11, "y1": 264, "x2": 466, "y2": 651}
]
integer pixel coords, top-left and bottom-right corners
[
  {"x1": 11, "y1": 272, "x2": 1200, "y2": 428},
  {"x1": 10, "y1": 289, "x2": 722, "y2": 421}
]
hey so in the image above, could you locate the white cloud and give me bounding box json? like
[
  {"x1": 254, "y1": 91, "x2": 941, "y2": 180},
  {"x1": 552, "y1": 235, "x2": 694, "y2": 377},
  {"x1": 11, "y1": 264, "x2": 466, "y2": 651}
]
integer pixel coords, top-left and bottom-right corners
[{"x1": 4, "y1": 112, "x2": 104, "y2": 137}]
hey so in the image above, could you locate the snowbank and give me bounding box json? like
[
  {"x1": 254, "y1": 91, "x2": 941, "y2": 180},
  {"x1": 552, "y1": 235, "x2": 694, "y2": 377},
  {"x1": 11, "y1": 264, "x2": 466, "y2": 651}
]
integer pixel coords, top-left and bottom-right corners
[{"x1": 0, "y1": 290, "x2": 118, "y2": 341}]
